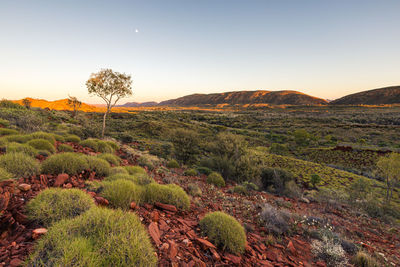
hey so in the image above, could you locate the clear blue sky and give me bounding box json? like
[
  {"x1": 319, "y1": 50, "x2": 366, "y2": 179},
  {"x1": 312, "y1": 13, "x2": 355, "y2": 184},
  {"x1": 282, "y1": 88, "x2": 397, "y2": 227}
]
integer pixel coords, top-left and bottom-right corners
[{"x1": 1, "y1": 0, "x2": 399, "y2": 103}]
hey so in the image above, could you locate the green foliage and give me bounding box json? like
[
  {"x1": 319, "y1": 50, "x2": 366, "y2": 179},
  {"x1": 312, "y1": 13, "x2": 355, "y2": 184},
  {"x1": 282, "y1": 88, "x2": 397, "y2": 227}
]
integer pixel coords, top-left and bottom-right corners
[
  {"x1": 351, "y1": 251, "x2": 379, "y2": 267},
  {"x1": 86, "y1": 156, "x2": 111, "y2": 177},
  {"x1": 41, "y1": 153, "x2": 89, "y2": 175},
  {"x1": 233, "y1": 185, "x2": 248, "y2": 195},
  {"x1": 97, "y1": 153, "x2": 121, "y2": 166},
  {"x1": 0, "y1": 167, "x2": 13, "y2": 181},
  {"x1": 0, "y1": 128, "x2": 18, "y2": 136},
  {"x1": 58, "y1": 144, "x2": 74, "y2": 152},
  {"x1": 293, "y1": 129, "x2": 312, "y2": 146},
  {"x1": 27, "y1": 207, "x2": 157, "y2": 267},
  {"x1": 166, "y1": 159, "x2": 180, "y2": 168},
  {"x1": 3, "y1": 134, "x2": 32, "y2": 143},
  {"x1": 187, "y1": 183, "x2": 202, "y2": 197},
  {"x1": 197, "y1": 166, "x2": 212, "y2": 175},
  {"x1": 170, "y1": 129, "x2": 200, "y2": 164},
  {"x1": 348, "y1": 178, "x2": 372, "y2": 203},
  {"x1": 0, "y1": 118, "x2": 9, "y2": 127},
  {"x1": 144, "y1": 183, "x2": 190, "y2": 210},
  {"x1": 80, "y1": 139, "x2": 99, "y2": 151},
  {"x1": 96, "y1": 140, "x2": 114, "y2": 153},
  {"x1": 376, "y1": 153, "x2": 400, "y2": 203},
  {"x1": 26, "y1": 188, "x2": 95, "y2": 226},
  {"x1": 105, "y1": 173, "x2": 154, "y2": 186},
  {"x1": 260, "y1": 168, "x2": 295, "y2": 195},
  {"x1": 6, "y1": 142, "x2": 37, "y2": 157},
  {"x1": 0, "y1": 152, "x2": 40, "y2": 177},
  {"x1": 199, "y1": 211, "x2": 246, "y2": 254},
  {"x1": 105, "y1": 140, "x2": 119, "y2": 151},
  {"x1": 27, "y1": 139, "x2": 56, "y2": 153},
  {"x1": 109, "y1": 166, "x2": 129, "y2": 175},
  {"x1": 29, "y1": 131, "x2": 56, "y2": 144},
  {"x1": 0, "y1": 100, "x2": 24, "y2": 109},
  {"x1": 310, "y1": 174, "x2": 321, "y2": 188},
  {"x1": 207, "y1": 172, "x2": 225, "y2": 187},
  {"x1": 269, "y1": 143, "x2": 290, "y2": 156},
  {"x1": 242, "y1": 181, "x2": 259, "y2": 191},
  {"x1": 184, "y1": 168, "x2": 198, "y2": 176},
  {"x1": 124, "y1": 165, "x2": 147, "y2": 176},
  {"x1": 65, "y1": 134, "x2": 81, "y2": 143},
  {"x1": 100, "y1": 179, "x2": 143, "y2": 209},
  {"x1": 0, "y1": 108, "x2": 43, "y2": 132}
]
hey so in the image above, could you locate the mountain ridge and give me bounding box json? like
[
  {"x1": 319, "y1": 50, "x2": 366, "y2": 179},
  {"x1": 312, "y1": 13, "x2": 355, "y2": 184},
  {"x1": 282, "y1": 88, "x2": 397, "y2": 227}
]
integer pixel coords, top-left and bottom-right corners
[{"x1": 331, "y1": 86, "x2": 400, "y2": 105}]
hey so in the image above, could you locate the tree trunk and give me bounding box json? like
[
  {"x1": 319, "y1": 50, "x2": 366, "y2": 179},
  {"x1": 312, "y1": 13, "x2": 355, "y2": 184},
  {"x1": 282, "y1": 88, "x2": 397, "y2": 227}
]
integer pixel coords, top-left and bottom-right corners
[{"x1": 101, "y1": 110, "x2": 108, "y2": 139}]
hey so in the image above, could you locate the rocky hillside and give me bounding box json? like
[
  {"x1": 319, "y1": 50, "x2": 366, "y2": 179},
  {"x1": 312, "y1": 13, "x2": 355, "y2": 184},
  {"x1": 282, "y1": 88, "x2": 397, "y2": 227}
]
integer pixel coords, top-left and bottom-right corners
[
  {"x1": 117, "y1": 101, "x2": 158, "y2": 107},
  {"x1": 13, "y1": 98, "x2": 99, "y2": 112},
  {"x1": 158, "y1": 90, "x2": 328, "y2": 106},
  {"x1": 331, "y1": 86, "x2": 400, "y2": 105}
]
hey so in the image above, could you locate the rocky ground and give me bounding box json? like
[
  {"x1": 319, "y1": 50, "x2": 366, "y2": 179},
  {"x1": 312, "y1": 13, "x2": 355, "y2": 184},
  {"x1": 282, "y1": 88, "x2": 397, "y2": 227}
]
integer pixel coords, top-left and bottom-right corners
[{"x1": 0, "y1": 143, "x2": 399, "y2": 266}]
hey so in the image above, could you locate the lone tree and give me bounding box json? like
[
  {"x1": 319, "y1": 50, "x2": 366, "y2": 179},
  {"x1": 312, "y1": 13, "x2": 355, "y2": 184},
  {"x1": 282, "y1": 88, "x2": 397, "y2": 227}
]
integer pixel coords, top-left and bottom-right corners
[
  {"x1": 86, "y1": 69, "x2": 132, "y2": 138},
  {"x1": 376, "y1": 153, "x2": 400, "y2": 204},
  {"x1": 67, "y1": 95, "x2": 82, "y2": 118},
  {"x1": 22, "y1": 98, "x2": 32, "y2": 109}
]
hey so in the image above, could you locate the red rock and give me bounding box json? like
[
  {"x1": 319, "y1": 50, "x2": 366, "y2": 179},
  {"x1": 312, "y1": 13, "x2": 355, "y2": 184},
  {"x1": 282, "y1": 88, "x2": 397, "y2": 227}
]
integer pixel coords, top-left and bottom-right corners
[
  {"x1": 168, "y1": 240, "x2": 178, "y2": 258},
  {"x1": 148, "y1": 222, "x2": 161, "y2": 246},
  {"x1": 18, "y1": 183, "x2": 31, "y2": 192},
  {"x1": 32, "y1": 228, "x2": 47, "y2": 239},
  {"x1": 151, "y1": 210, "x2": 159, "y2": 222},
  {"x1": 316, "y1": 261, "x2": 327, "y2": 267},
  {"x1": 224, "y1": 253, "x2": 241, "y2": 265},
  {"x1": 64, "y1": 183, "x2": 73, "y2": 189},
  {"x1": 9, "y1": 258, "x2": 23, "y2": 267},
  {"x1": 196, "y1": 238, "x2": 216, "y2": 249},
  {"x1": 94, "y1": 197, "x2": 109, "y2": 206},
  {"x1": 54, "y1": 173, "x2": 69, "y2": 187},
  {"x1": 287, "y1": 240, "x2": 297, "y2": 255},
  {"x1": 87, "y1": 191, "x2": 96, "y2": 197},
  {"x1": 266, "y1": 250, "x2": 278, "y2": 262},
  {"x1": 155, "y1": 202, "x2": 177, "y2": 212},
  {"x1": 161, "y1": 242, "x2": 170, "y2": 251},
  {"x1": 130, "y1": 201, "x2": 136, "y2": 210},
  {"x1": 210, "y1": 248, "x2": 221, "y2": 261},
  {"x1": 259, "y1": 260, "x2": 274, "y2": 267}
]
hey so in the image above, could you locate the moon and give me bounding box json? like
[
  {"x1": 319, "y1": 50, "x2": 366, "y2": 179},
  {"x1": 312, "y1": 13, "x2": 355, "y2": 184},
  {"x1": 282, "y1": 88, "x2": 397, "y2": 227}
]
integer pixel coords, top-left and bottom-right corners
[{"x1": 135, "y1": 29, "x2": 139, "y2": 33}]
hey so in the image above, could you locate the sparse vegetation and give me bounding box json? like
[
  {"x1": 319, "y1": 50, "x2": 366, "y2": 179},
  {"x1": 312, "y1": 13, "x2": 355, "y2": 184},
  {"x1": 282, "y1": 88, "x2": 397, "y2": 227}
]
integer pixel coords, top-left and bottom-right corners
[
  {"x1": 260, "y1": 203, "x2": 291, "y2": 235},
  {"x1": 26, "y1": 188, "x2": 95, "y2": 226},
  {"x1": 166, "y1": 159, "x2": 180, "y2": 168},
  {"x1": 199, "y1": 211, "x2": 246, "y2": 254},
  {"x1": 351, "y1": 251, "x2": 379, "y2": 267},
  {"x1": 207, "y1": 172, "x2": 225, "y2": 187}
]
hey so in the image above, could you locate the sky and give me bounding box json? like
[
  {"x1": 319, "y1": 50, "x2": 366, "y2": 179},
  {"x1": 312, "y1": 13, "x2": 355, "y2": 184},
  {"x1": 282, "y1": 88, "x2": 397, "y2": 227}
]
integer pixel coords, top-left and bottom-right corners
[{"x1": 1, "y1": 0, "x2": 400, "y2": 104}]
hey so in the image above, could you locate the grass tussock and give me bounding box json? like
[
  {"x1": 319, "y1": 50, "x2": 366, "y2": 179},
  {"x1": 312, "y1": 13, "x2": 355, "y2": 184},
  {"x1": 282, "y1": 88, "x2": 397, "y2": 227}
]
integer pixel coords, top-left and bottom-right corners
[
  {"x1": 100, "y1": 179, "x2": 143, "y2": 209},
  {"x1": 207, "y1": 172, "x2": 225, "y2": 187},
  {"x1": 0, "y1": 152, "x2": 40, "y2": 177},
  {"x1": 27, "y1": 139, "x2": 56, "y2": 153},
  {"x1": 97, "y1": 153, "x2": 121, "y2": 166},
  {"x1": 144, "y1": 183, "x2": 190, "y2": 210},
  {"x1": 85, "y1": 156, "x2": 111, "y2": 177},
  {"x1": 0, "y1": 167, "x2": 13, "y2": 181},
  {"x1": 41, "y1": 152, "x2": 88, "y2": 175},
  {"x1": 6, "y1": 142, "x2": 37, "y2": 157},
  {"x1": 124, "y1": 165, "x2": 147, "y2": 176},
  {"x1": 57, "y1": 143, "x2": 74, "y2": 152}
]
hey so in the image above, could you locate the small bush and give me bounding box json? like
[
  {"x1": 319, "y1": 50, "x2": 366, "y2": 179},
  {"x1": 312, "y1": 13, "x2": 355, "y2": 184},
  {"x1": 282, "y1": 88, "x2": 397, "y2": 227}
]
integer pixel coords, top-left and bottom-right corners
[
  {"x1": 124, "y1": 165, "x2": 147, "y2": 176},
  {"x1": 260, "y1": 168, "x2": 294, "y2": 195},
  {"x1": 0, "y1": 128, "x2": 18, "y2": 136},
  {"x1": 242, "y1": 181, "x2": 259, "y2": 191},
  {"x1": 197, "y1": 166, "x2": 212, "y2": 175},
  {"x1": 0, "y1": 152, "x2": 40, "y2": 177},
  {"x1": 58, "y1": 144, "x2": 74, "y2": 152},
  {"x1": 26, "y1": 188, "x2": 95, "y2": 226},
  {"x1": 207, "y1": 172, "x2": 225, "y2": 187},
  {"x1": 80, "y1": 139, "x2": 99, "y2": 151},
  {"x1": 184, "y1": 168, "x2": 198, "y2": 176},
  {"x1": 100, "y1": 179, "x2": 143, "y2": 209},
  {"x1": 27, "y1": 139, "x2": 56, "y2": 153},
  {"x1": 166, "y1": 159, "x2": 180, "y2": 168},
  {"x1": 4, "y1": 134, "x2": 32, "y2": 143},
  {"x1": 0, "y1": 167, "x2": 13, "y2": 181},
  {"x1": 233, "y1": 185, "x2": 248, "y2": 195},
  {"x1": 52, "y1": 134, "x2": 64, "y2": 142},
  {"x1": 41, "y1": 153, "x2": 89, "y2": 175},
  {"x1": 199, "y1": 211, "x2": 246, "y2": 254},
  {"x1": 65, "y1": 134, "x2": 81, "y2": 143},
  {"x1": 283, "y1": 180, "x2": 302, "y2": 198},
  {"x1": 310, "y1": 174, "x2": 321, "y2": 188},
  {"x1": 312, "y1": 233, "x2": 347, "y2": 267},
  {"x1": 105, "y1": 173, "x2": 138, "y2": 183},
  {"x1": 27, "y1": 207, "x2": 157, "y2": 266},
  {"x1": 105, "y1": 140, "x2": 119, "y2": 151},
  {"x1": 187, "y1": 183, "x2": 202, "y2": 197},
  {"x1": 144, "y1": 183, "x2": 190, "y2": 210},
  {"x1": 260, "y1": 203, "x2": 291, "y2": 235},
  {"x1": 86, "y1": 156, "x2": 111, "y2": 177},
  {"x1": 29, "y1": 131, "x2": 56, "y2": 144},
  {"x1": 6, "y1": 142, "x2": 37, "y2": 157},
  {"x1": 351, "y1": 251, "x2": 379, "y2": 267},
  {"x1": 0, "y1": 118, "x2": 9, "y2": 127},
  {"x1": 96, "y1": 140, "x2": 114, "y2": 153},
  {"x1": 97, "y1": 153, "x2": 120, "y2": 166},
  {"x1": 109, "y1": 166, "x2": 129, "y2": 175}
]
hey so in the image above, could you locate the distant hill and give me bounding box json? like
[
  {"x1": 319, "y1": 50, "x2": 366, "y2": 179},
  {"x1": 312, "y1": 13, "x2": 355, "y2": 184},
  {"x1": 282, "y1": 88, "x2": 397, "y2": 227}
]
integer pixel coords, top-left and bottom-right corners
[
  {"x1": 117, "y1": 101, "x2": 158, "y2": 107},
  {"x1": 12, "y1": 98, "x2": 100, "y2": 112},
  {"x1": 331, "y1": 86, "x2": 400, "y2": 105},
  {"x1": 158, "y1": 90, "x2": 327, "y2": 106}
]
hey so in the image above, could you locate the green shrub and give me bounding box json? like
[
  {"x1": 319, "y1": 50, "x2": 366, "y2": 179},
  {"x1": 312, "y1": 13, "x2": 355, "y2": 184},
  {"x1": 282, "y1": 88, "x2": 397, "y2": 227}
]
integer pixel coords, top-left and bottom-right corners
[
  {"x1": 26, "y1": 188, "x2": 95, "y2": 226},
  {"x1": 65, "y1": 134, "x2": 81, "y2": 143},
  {"x1": 233, "y1": 185, "x2": 248, "y2": 195},
  {"x1": 4, "y1": 134, "x2": 32, "y2": 143},
  {"x1": 6, "y1": 142, "x2": 37, "y2": 157},
  {"x1": 124, "y1": 165, "x2": 147, "y2": 176},
  {"x1": 0, "y1": 167, "x2": 13, "y2": 181},
  {"x1": 199, "y1": 211, "x2": 246, "y2": 254},
  {"x1": 242, "y1": 181, "x2": 259, "y2": 191},
  {"x1": 0, "y1": 100, "x2": 24, "y2": 109},
  {"x1": 0, "y1": 118, "x2": 9, "y2": 127},
  {"x1": 0, "y1": 128, "x2": 18, "y2": 136},
  {"x1": 207, "y1": 172, "x2": 225, "y2": 187},
  {"x1": 166, "y1": 159, "x2": 180, "y2": 168},
  {"x1": 144, "y1": 183, "x2": 190, "y2": 210},
  {"x1": 58, "y1": 144, "x2": 74, "y2": 152},
  {"x1": 109, "y1": 166, "x2": 129, "y2": 175},
  {"x1": 187, "y1": 183, "x2": 202, "y2": 197},
  {"x1": 97, "y1": 153, "x2": 121, "y2": 166},
  {"x1": 27, "y1": 207, "x2": 157, "y2": 267},
  {"x1": 351, "y1": 251, "x2": 379, "y2": 267},
  {"x1": 52, "y1": 134, "x2": 65, "y2": 142},
  {"x1": 105, "y1": 173, "x2": 138, "y2": 183},
  {"x1": 310, "y1": 174, "x2": 321, "y2": 188},
  {"x1": 86, "y1": 157, "x2": 111, "y2": 177},
  {"x1": 41, "y1": 153, "x2": 89, "y2": 175},
  {"x1": 100, "y1": 179, "x2": 143, "y2": 209},
  {"x1": 0, "y1": 152, "x2": 40, "y2": 177},
  {"x1": 27, "y1": 139, "x2": 56, "y2": 153},
  {"x1": 197, "y1": 166, "x2": 212, "y2": 175},
  {"x1": 184, "y1": 168, "x2": 198, "y2": 176},
  {"x1": 105, "y1": 140, "x2": 119, "y2": 151},
  {"x1": 80, "y1": 139, "x2": 99, "y2": 151},
  {"x1": 29, "y1": 131, "x2": 56, "y2": 144},
  {"x1": 260, "y1": 168, "x2": 294, "y2": 195},
  {"x1": 96, "y1": 140, "x2": 114, "y2": 153}
]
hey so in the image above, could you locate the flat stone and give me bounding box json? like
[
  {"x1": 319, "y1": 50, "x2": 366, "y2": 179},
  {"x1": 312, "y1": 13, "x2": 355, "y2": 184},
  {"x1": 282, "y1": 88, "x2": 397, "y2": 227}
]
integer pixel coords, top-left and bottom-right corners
[
  {"x1": 18, "y1": 183, "x2": 31, "y2": 192},
  {"x1": 32, "y1": 228, "x2": 47, "y2": 239},
  {"x1": 155, "y1": 202, "x2": 177, "y2": 212},
  {"x1": 54, "y1": 173, "x2": 69, "y2": 187}
]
